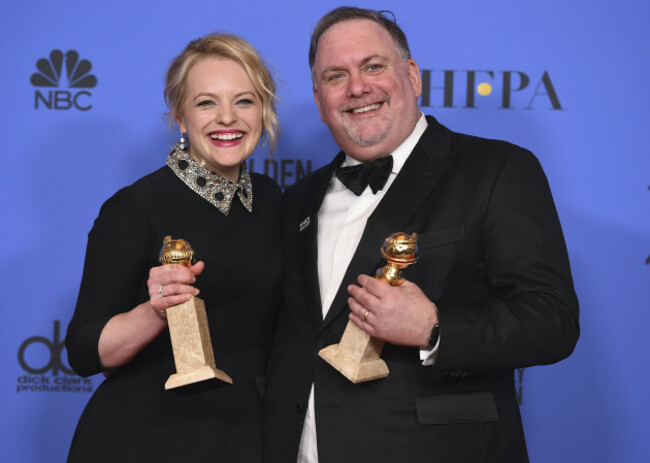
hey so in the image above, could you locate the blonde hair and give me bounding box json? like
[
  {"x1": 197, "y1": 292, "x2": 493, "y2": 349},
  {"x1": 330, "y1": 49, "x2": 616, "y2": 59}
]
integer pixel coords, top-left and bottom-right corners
[{"x1": 165, "y1": 33, "x2": 279, "y2": 152}]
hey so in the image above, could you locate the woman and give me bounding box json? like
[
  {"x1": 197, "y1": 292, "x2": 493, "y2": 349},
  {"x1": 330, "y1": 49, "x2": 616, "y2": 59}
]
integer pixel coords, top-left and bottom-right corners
[{"x1": 65, "y1": 33, "x2": 281, "y2": 462}]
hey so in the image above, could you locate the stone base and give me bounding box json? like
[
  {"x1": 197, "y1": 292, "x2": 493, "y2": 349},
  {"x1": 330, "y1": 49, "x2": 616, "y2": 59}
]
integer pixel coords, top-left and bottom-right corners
[
  {"x1": 319, "y1": 345, "x2": 389, "y2": 384},
  {"x1": 165, "y1": 365, "x2": 233, "y2": 390},
  {"x1": 318, "y1": 320, "x2": 389, "y2": 384},
  {"x1": 165, "y1": 296, "x2": 232, "y2": 389}
]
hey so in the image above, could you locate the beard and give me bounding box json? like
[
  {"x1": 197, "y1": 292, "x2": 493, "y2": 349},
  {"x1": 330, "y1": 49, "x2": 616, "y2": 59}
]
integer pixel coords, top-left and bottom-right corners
[
  {"x1": 343, "y1": 116, "x2": 392, "y2": 146},
  {"x1": 340, "y1": 95, "x2": 393, "y2": 147}
]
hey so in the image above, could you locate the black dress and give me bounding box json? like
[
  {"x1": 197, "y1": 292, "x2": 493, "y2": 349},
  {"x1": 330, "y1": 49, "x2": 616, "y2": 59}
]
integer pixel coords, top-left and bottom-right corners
[{"x1": 65, "y1": 165, "x2": 282, "y2": 462}]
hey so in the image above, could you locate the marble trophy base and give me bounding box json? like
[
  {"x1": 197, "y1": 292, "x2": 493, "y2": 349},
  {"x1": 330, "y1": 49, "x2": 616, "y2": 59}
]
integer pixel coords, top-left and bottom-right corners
[
  {"x1": 165, "y1": 296, "x2": 232, "y2": 390},
  {"x1": 319, "y1": 320, "x2": 389, "y2": 384}
]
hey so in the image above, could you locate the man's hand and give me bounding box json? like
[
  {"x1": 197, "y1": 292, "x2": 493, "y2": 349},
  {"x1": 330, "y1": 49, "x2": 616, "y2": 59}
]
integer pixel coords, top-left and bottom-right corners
[{"x1": 347, "y1": 274, "x2": 438, "y2": 346}]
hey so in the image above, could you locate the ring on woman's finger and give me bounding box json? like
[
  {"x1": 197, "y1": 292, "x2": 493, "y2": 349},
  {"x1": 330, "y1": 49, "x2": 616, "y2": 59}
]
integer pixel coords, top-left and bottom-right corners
[
  {"x1": 363, "y1": 309, "x2": 369, "y2": 321},
  {"x1": 158, "y1": 285, "x2": 165, "y2": 297}
]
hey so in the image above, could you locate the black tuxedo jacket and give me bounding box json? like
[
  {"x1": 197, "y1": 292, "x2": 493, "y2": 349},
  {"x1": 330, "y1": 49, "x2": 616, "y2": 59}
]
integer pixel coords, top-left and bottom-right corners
[{"x1": 262, "y1": 116, "x2": 579, "y2": 463}]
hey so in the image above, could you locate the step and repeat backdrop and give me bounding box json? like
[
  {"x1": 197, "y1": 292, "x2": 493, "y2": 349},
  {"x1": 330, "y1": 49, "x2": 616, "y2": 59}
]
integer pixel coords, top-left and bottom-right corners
[{"x1": 1, "y1": 1, "x2": 648, "y2": 461}]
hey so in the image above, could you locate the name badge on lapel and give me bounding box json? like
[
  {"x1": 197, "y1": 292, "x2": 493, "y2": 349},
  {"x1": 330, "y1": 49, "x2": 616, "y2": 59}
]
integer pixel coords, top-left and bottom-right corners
[{"x1": 299, "y1": 217, "x2": 311, "y2": 232}]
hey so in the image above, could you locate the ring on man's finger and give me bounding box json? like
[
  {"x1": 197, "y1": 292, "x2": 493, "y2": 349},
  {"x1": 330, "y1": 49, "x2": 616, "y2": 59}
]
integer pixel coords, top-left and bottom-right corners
[{"x1": 363, "y1": 309, "x2": 369, "y2": 321}]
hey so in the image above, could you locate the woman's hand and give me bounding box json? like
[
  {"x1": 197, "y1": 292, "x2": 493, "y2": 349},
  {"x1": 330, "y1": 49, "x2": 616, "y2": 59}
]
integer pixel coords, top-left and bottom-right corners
[
  {"x1": 97, "y1": 261, "x2": 205, "y2": 370},
  {"x1": 148, "y1": 261, "x2": 204, "y2": 318}
]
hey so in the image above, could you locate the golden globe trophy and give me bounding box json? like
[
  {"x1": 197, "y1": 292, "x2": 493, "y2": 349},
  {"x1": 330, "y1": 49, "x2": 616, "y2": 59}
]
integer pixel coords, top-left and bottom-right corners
[
  {"x1": 319, "y1": 232, "x2": 418, "y2": 383},
  {"x1": 159, "y1": 236, "x2": 232, "y2": 390}
]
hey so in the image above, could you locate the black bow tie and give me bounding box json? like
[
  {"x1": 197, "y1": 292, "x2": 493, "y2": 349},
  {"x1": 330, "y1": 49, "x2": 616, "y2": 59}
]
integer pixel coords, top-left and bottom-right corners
[{"x1": 335, "y1": 156, "x2": 393, "y2": 196}]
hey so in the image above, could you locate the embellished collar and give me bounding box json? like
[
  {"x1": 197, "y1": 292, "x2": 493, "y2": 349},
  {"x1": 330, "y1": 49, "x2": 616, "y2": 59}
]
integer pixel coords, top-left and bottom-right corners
[{"x1": 166, "y1": 143, "x2": 253, "y2": 215}]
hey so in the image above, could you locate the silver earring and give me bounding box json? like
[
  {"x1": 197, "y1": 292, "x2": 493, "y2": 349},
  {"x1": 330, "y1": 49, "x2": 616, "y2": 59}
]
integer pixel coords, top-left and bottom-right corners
[
  {"x1": 179, "y1": 133, "x2": 187, "y2": 150},
  {"x1": 260, "y1": 131, "x2": 266, "y2": 147}
]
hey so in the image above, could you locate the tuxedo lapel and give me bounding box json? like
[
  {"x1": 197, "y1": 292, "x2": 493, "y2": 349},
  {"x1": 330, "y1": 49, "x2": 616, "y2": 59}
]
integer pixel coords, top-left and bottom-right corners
[
  {"x1": 321, "y1": 116, "x2": 455, "y2": 330},
  {"x1": 296, "y1": 152, "x2": 345, "y2": 330}
]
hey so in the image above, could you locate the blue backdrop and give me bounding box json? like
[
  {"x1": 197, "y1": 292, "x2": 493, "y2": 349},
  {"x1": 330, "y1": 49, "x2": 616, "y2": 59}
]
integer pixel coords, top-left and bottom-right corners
[{"x1": 2, "y1": 1, "x2": 649, "y2": 461}]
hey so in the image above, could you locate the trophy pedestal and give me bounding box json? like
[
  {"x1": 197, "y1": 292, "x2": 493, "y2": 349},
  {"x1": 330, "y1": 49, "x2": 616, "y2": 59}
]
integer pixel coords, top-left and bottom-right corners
[
  {"x1": 319, "y1": 232, "x2": 418, "y2": 384},
  {"x1": 165, "y1": 296, "x2": 232, "y2": 390},
  {"x1": 165, "y1": 364, "x2": 233, "y2": 389},
  {"x1": 318, "y1": 320, "x2": 389, "y2": 384}
]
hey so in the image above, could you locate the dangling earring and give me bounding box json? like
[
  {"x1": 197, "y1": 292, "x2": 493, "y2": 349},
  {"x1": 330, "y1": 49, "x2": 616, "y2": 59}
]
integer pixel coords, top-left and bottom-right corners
[
  {"x1": 179, "y1": 133, "x2": 187, "y2": 150},
  {"x1": 260, "y1": 131, "x2": 266, "y2": 147}
]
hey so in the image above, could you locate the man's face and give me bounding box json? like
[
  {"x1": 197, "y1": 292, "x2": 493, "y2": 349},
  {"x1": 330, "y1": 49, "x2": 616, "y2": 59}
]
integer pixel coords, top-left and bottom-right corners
[{"x1": 312, "y1": 19, "x2": 423, "y2": 162}]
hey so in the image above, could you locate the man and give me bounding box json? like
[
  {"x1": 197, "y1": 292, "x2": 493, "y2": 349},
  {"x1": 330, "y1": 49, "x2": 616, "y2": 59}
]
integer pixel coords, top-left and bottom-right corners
[{"x1": 263, "y1": 7, "x2": 579, "y2": 463}]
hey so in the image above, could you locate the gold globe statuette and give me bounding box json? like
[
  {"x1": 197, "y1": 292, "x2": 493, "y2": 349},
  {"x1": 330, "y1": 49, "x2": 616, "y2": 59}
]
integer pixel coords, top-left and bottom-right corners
[
  {"x1": 319, "y1": 232, "x2": 419, "y2": 383},
  {"x1": 159, "y1": 236, "x2": 232, "y2": 390}
]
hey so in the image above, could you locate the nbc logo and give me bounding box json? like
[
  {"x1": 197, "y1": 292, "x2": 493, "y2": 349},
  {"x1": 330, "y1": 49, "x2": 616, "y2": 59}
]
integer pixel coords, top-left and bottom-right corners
[{"x1": 31, "y1": 49, "x2": 97, "y2": 111}]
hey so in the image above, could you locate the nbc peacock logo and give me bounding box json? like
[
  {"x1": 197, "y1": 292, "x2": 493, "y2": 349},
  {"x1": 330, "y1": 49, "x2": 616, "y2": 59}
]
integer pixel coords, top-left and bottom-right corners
[{"x1": 31, "y1": 49, "x2": 97, "y2": 111}]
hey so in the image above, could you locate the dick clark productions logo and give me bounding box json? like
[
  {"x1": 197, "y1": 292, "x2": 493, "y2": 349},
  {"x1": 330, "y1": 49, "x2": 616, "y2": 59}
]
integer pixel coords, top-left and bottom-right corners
[
  {"x1": 16, "y1": 321, "x2": 93, "y2": 393},
  {"x1": 31, "y1": 49, "x2": 97, "y2": 111}
]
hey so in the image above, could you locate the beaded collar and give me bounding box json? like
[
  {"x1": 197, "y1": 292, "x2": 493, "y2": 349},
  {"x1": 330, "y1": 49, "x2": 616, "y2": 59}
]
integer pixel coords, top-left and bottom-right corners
[{"x1": 166, "y1": 143, "x2": 253, "y2": 215}]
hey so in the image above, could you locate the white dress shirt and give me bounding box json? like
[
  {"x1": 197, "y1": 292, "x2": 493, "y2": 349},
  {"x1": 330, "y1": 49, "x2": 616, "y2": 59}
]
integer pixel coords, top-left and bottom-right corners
[{"x1": 297, "y1": 115, "x2": 432, "y2": 463}]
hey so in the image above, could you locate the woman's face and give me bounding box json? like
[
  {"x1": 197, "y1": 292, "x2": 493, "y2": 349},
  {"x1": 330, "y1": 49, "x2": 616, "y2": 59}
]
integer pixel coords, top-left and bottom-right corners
[{"x1": 176, "y1": 56, "x2": 263, "y2": 182}]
